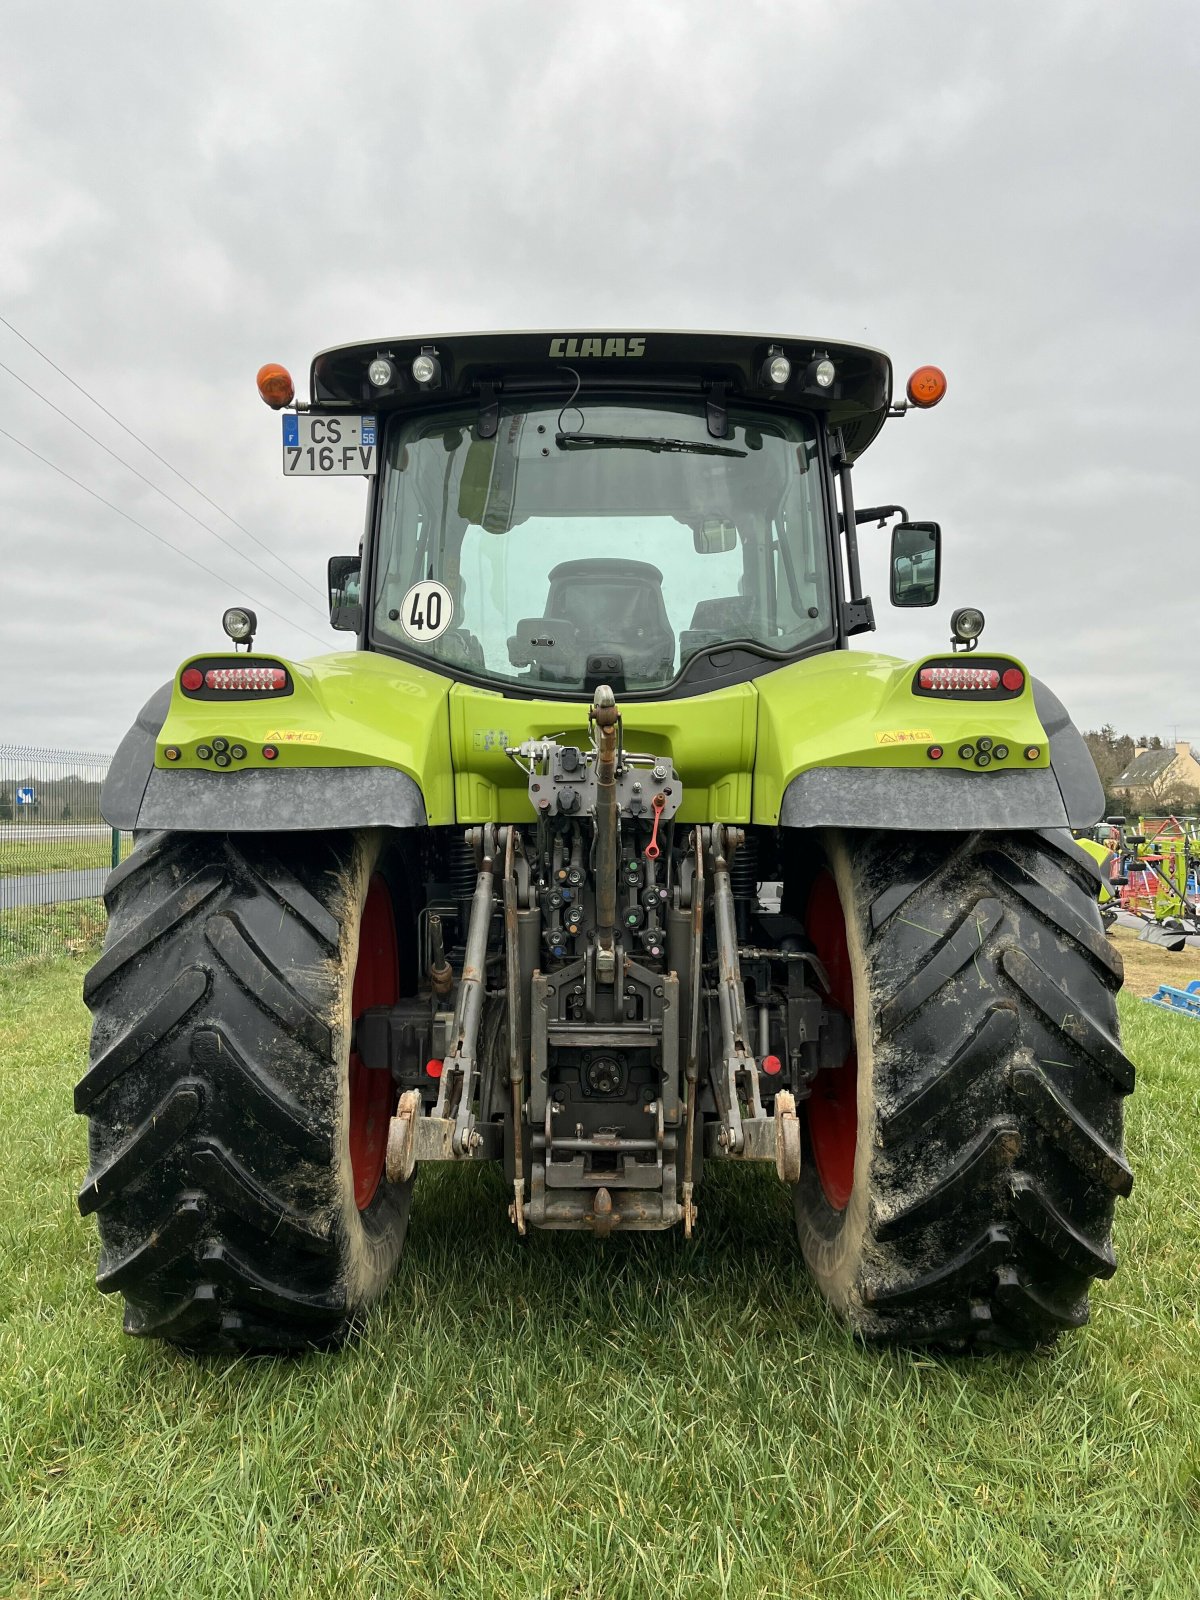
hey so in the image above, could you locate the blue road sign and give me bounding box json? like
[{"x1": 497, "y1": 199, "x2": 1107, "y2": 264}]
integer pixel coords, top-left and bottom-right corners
[{"x1": 16, "y1": 786, "x2": 35, "y2": 806}]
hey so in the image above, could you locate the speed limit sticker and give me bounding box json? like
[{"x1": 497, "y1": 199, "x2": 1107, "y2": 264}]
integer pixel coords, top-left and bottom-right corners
[{"x1": 399, "y1": 580, "x2": 454, "y2": 642}]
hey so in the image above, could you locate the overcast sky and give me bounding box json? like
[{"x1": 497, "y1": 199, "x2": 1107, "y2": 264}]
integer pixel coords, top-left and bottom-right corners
[{"x1": 1, "y1": 0, "x2": 1195, "y2": 755}]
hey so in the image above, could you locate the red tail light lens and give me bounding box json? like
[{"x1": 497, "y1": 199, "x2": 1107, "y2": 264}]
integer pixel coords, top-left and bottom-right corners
[
  {"x1": 180, "y1": 658, "x2": 293, "y2": 698},
  {"x1": 919, "y1": 666, "x2": 1000, "y2": 691},
  {"x1": 205, "y1": 666, "x2": 288, "y2": 691},
  {"x1": 913, "y1": 657, "x2": 1027, "y2": 700}
]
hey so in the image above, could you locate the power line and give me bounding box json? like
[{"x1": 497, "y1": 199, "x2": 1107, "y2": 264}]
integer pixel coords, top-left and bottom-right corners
[
  {"x1": 0, "y1": 313, "x2": 323, "y2": 601},
  {"x1": 0, "y1": 424, "x2": 331, "y2": 651},
  {"x1": 0, "y1": 356, "x2": 329, "y2": 621}
]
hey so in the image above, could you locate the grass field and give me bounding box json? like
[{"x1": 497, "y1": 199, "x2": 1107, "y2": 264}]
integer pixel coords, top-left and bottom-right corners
[
  {"x1": 0, "y1": 899, "x2": 108, "y2": 968},
  {"x1": 0, "y1": 837, "x2": 130, "y2": 878},
  {"x1": 1, "y1": 953, "x2": 1198, "y2": 1599}
]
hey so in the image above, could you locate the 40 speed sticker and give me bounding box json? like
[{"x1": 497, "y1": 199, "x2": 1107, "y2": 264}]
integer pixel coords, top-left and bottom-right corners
[{"x1": 399, "y1": 580, "x2": 454, "y2": 642}]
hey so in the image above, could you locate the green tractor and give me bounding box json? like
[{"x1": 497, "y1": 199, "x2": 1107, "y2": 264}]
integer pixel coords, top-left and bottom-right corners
[{"x1": 79, "y1": 331, "x2": 1133, "y2": 1353}]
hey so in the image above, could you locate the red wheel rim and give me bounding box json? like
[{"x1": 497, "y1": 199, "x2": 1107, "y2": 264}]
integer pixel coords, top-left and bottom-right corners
[
  {"x1": 348, "y1": 874, "x2": 399, "y2": 1210},
  {"x1": 806, "y1": 869, "x2": 858, "y2": 1212}
]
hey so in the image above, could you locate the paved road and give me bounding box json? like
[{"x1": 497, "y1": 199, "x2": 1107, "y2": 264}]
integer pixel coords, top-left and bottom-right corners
[{"x1": 0, "y1": 868, "x2": 109, "y2": 910}]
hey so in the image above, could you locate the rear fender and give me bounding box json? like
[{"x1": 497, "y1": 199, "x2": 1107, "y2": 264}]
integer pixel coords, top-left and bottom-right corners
[
  {"x1": 756, "y1": 652, "x2": 1102, "y2": 832},
  {"x1": 101, "y1": 650, "x2": 454, "y2": 831}
]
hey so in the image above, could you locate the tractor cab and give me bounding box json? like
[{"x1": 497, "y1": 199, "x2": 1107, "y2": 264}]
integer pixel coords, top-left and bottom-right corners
[{"x1": 266, "y1": 331, "x2": 945, "y2": 697}]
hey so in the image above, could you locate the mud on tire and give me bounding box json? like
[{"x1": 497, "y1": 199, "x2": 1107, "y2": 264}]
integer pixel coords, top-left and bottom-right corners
[
  {"x1": 792, "y1": 828, "x2": 1135, "y2": 1350},
  {"x1": 77, "y1": 829, "x2": 413, "y2": 1350}
]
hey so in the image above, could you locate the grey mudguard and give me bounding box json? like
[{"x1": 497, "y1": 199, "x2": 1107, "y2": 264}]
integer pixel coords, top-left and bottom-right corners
[
  {"x1": 780, "y1": 677, "x2": 1103, "y2": 831},
  {"x1": 135, "y1": 766, "x2": 427, "y2": 832},
  {"x1": 1030, "y1": 677, "x2": 1104, "y2": 827},
  {"x1": 101, "y1": 685, "x2": 427, "y2": 832},
  {"x1": 101, "y1": 683, "x2": 173, "y2": 830}
]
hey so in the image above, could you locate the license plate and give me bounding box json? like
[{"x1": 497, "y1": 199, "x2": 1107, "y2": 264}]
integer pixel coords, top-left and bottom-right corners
[{"x1": 282, "y1": 413, "x2": 377, "y2": 475}]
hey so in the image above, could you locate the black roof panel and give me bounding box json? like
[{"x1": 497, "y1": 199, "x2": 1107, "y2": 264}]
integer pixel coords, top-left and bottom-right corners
[{"x1": 309, "y1": 329, "x2": 894, "y2": 461}]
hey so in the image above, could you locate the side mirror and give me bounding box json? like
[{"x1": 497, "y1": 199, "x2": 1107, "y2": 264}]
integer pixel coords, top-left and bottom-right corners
[
  {"x1": 693, "y1": 518, "x2": 737, "y2": 554},
  {"x1": 327, "y1": 555, "x2": 362, "y2": 632},
  {"x1": 889, "y1": 521, "x2": 941, "y2": 607}
]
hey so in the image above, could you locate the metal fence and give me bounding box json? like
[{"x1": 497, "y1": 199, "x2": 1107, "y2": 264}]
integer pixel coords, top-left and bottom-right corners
[{"x1": 0, "y1": 745, "x2": 128, "y2": 966}]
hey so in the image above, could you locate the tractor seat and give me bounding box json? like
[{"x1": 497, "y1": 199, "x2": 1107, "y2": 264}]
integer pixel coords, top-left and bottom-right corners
[{"x1": 542, "y1": 559, "x2": 676, "y2": 679}]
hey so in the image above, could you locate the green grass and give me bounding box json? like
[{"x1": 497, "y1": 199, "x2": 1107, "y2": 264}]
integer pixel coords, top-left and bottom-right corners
[
  {"x1": 0, "y1": 899, "x2": 108, "y2": 967},
  {"x1": 0, "y1": 962, "x2": 1197, "y2": 1600},
  {"x1": 0, "y1": 837, "x2": 130, "y2": 877}
]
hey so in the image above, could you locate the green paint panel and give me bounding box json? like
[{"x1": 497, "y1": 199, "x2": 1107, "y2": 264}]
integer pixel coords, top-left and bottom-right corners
[
  {"x1": 154, "y1": 650, "x2": 456, "y2": 824},
  {"x1": 753, "y1": 650, "x2": 1049, "y2": 823},
  {"x1": 448, "y1": 683, "x2": 758, "y2": 823}
]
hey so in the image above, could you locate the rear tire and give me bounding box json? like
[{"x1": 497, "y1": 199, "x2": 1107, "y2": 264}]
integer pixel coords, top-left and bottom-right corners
[
  {"x1": 792, "y1": 828, "x2": 1135, "y2": 1349},
  {"x1": 77, "y1": 828, "x2": 413, "y2": 1351}
]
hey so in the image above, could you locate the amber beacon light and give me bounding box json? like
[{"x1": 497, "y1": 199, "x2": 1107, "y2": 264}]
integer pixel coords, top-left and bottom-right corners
[
  {"x1": 906, "y1": 365, "x2": 947, "y2": 408},
  {"x1": 256, "y1": 363, "x2": 295, "y2": 409}
]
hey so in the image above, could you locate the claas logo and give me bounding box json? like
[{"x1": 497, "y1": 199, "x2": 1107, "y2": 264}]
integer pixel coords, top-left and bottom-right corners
[{"x1": 548, "y1": 336, "x2": 646, "y2": 359}]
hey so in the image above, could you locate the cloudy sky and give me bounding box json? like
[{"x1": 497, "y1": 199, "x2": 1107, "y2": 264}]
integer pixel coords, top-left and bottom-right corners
[{"x1": 1, "y1": 0, "x2": 1195, "y2": 754}]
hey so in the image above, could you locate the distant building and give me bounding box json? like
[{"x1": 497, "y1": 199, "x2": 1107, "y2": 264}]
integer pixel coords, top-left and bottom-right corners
[{"x1": 1112, "y1": 740, "x2": 1200, "y2": 806}]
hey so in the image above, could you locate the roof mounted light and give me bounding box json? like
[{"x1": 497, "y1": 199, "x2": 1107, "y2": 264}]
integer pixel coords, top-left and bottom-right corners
[
  {"x1": 906, "y1": 365, "x2": 947, "y2": 408},
  {"x1": 222, "y1": 606, "x2": 257, "y2": 648},
  {"x1": 950, "y1": 606, "x2": 985, "y2": 652},
  {"x1": 367, "y1": 357, "x2": 396, "y2": 388},
  {"x1": 801, "y1": 354, "x2": 837, "y2": 392},
  {"x1": 412, "y1": 348, "x2": 442, "y2": 386},
  {"x1": 761, "y1": 347, "x2": 791, "y2": 387},
  {"x1": 256, "y1": 363, "x2": 295, "y2": 409}
]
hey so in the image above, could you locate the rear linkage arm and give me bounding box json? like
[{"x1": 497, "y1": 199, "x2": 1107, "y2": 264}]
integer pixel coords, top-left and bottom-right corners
[
  {"x1": 387, "y1": 824, "x2": 506, "y2": 1182},
  {"x1": 704, "y1": 824, "x2": 800, "y2": 1185}
]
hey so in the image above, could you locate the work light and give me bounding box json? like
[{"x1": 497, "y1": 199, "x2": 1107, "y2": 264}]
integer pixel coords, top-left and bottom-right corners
[
  {"x1": 950, "y1": 607, "x2": 986, "y2": 648},
  {"x1": 411, "y1": 350, "x2": 441, "y2": 385},
  {"x1": 222, "y1": 606, "x2": 257, "y2": 645}
]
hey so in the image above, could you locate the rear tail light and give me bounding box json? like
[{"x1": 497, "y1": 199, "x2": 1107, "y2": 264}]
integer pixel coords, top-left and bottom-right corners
[
  {"x1": 205, "y1": 666, "x2": 288, "y2": 691},
  {"x1": 920, "y1": 666, "x2": 1000, "y2": 691},
  {"x1": 179, "y1": 658, "x2": 293, "y2": 698},
  {"x1": 913, "y1": 658, "x2": 1026, "y2": 699}
]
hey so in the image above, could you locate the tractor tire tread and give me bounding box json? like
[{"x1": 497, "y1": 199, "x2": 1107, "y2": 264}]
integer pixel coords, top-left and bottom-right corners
[
  {"x1": 83, "y1": 864, "x2": 225, "y2": 1003},
  {"x1": 79, "y1": 831, "x2": 410, "y2": 1352},
  {"x1": 96, "y1": 1195, "x2": 206, "y2": 1294},
  {"x1": 74, "y1": 966, "x2": 210, "y2": 1112},
  {"x1": 794, "y1": 828, "x2": 1133, "y2": 1350}
]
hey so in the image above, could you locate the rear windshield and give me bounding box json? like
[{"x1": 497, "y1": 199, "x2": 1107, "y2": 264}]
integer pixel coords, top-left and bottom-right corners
[{"x1": 371, "y1": 398, "x2": 833, "y2": 693}]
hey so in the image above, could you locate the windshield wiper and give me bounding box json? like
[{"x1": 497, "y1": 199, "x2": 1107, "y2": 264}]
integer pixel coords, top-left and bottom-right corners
[{"x1": 555, "y1": 432, "x2": 747, "y2": 458}]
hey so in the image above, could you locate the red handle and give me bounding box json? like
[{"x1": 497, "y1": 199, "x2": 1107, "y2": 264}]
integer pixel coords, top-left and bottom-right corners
[{"x1": 644, "y1": 793, "x2": 667, "y2": 860}]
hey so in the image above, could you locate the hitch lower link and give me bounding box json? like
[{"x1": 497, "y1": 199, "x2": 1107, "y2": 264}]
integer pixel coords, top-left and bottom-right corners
[
  {"x1": 385, "y1": 824, "x2": 507, "y2": 1186},
  {"x1": 700, "y1": 825, "x2": 800, "y2": 1187}
]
